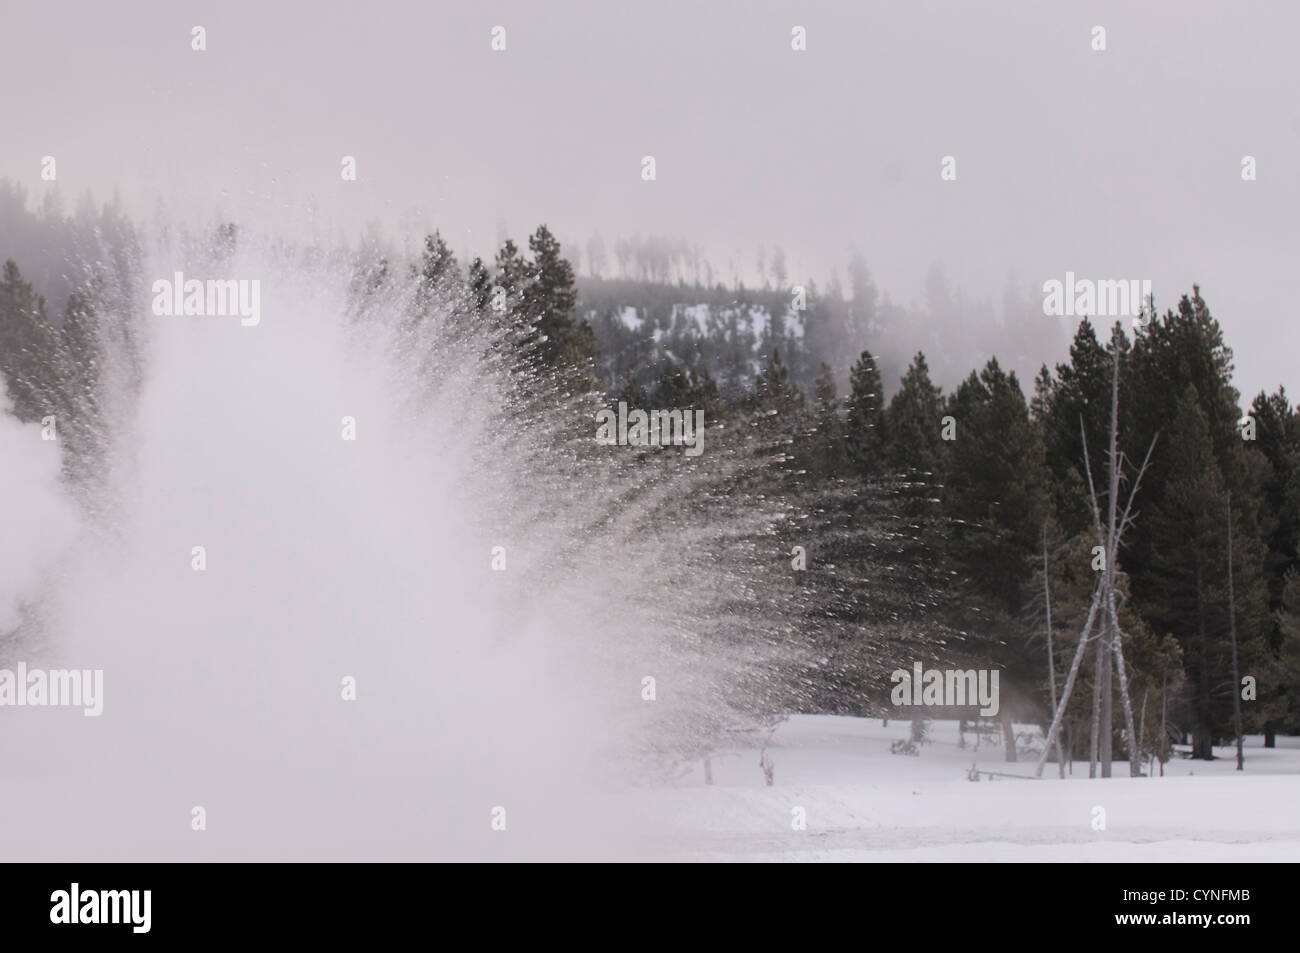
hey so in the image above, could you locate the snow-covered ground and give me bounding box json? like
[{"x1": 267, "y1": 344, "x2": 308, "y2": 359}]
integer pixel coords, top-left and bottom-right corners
[
  {"x1": 645, "y1": 716, "x2": 1300, "y2": 862},
  {"x1": 2, "y1": 713, "x2": 1295, "y2": 861}
]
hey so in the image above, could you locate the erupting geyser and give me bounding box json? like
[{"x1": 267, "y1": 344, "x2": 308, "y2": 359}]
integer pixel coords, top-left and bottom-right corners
[{"x1": 0, "y1": 226, "x2": 797, "y2": 860}]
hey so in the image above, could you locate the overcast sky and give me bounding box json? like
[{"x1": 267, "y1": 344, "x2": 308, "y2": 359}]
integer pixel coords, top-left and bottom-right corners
[{"x1": 3, "y1": 0, "x2": 1297, "y2": 398}]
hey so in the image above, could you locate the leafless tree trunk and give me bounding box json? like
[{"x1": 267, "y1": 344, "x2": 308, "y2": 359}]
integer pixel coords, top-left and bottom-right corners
[
  {"x1": 1043, "y1": 524, "x2": 1065, "y2": 777},
  {"x1": 1138, "y1": 688, "x2": 1148, "y2": 773},
  {"x1": 1107, "y1": 582, "x2": 1141, "y2": 776},
  {"x1": 1102, "y1": 351, "x2": 1142, "y2": 776},
  {"x1": 1099, "y1": 348, "x2": 1121, "y2": 777},
  {"x1": 1036, "y1": 584, "x2": 1104, "y2": 778},
  {"x1": 1160, "y1": 673, "x2": 1168, "y2": 776},
  {"x1": 1099, "y1": 641, "x2": 1113, "y2": 775},
  {"x1": 1090, "y1": 637, "x2": 1103, "y2": 778},
  {"x1": 1078, "y1": 350, "x2": 1156, "y2": 779},
  {"x1": 1227, "y1": 490, "x2": 1244, "y2": 771}
]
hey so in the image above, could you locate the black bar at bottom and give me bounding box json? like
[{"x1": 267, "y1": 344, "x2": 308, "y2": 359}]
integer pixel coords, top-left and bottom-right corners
[{"x1": 2, "y1": 861, "x2": 1277, "y2": 940}]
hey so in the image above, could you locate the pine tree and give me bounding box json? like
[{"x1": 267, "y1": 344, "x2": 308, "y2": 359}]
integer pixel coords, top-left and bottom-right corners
[
  {"x1": 844, "y1": 349, "x2": 886, "y2": 479},
  {"x1": 467, "y1": 256, "x2": 491, "y2": 313},
  {"x1": 0, "y1": 259, "x2": 110, "y2": 488},
  {"x1": 744, "y1": 348, "x2": 806, "y2": 477},
  {"x1": 1248, "y1": 387, "x2": 1300, "y2": 744},
  {"x1": 945, "y1": 358, "x2": 1051, "y2": 617},
  {"x1": 751, "y1": 347, "x2": 803, "y2": 415},
  {"x1": 1251, "y1": 388, "x2": 1300, "y2": 579},
  {"x1": 417, "y1": 231, "x2": 458, "y2": 295},
  {"x1": 800, "y1": 287, "x2": 840, "y2": 382},
  {"x1": 0, "y1": 259, "x2": 59, "y2": 422},
  {"x1": 1278, "y1": 567, "x2": 1300, "y2": 733},
  {"x1": 526, "y1": 225, "x2": 595, "y2": 367},
  {"x1": 1124, "y1": 287, "x2": 1242, "y2": 589},
  {"x1": 884, "y1": 352, "x2": 944, "y2": 475},
  {"x1": 1143, "y1": 386, "x2": 1234, "y2": 758},
  {"x1": 807, "y1": 362, "x2": 846, "y2": 479},
  {"x1": 1034, "y1": 319, "x2": 1112, "y2": 537},
  {"x1": 615, "y1": 368, "x2": 646, "y2": 410},
  {"x1": 494, "y1": 238, "x2": 531, "y2": 303},
  {"x1": 687, "y1": 364, "x2": 722, "y2": 420},
  {"x1": 1123, "y1": 291, "x2": 1275, "y2": 760},
  {"x1": 56, "y1": 288, "x2": 104, "y2": 484},
  {"x1": 650, "y1": 363, "x2": 692, "y2": 408},
  {"x1": 943, "y1": 359, "x2": 1053, "y2": 760},
  {"x1": 845, "y1": 249, "x2": 878, "y2": 347}
]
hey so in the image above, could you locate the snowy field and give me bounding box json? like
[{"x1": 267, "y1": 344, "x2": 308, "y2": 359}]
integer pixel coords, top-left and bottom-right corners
[
  {"x1": 645, "y1": 716, "x2": 1300, "y2": 862},
  {"x1": 1, "y1": 713, "x2": 1296, "y2": 862}
]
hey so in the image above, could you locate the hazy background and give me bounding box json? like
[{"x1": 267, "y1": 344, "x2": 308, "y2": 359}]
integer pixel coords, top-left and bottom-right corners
[{"x1": 2, "y1": 0, "x2": 1297, "y2": 394}]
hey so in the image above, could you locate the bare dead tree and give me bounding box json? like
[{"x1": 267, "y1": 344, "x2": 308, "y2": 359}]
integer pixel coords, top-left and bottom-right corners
[
  {"x1": 1090, "y1": 634, "x2": 1103, "y2": 778},
  {"x1": 1138, "y1": 687, "x2": 1148, "y2": 770},
  {"x1": 1077, "y1": 345, "x2": 1157, "y2": 778},
  {"x1": 1227, "y1": 490, "x2": 1244, "y2": 771},
  {"x1": 1035, "y1": 581, "x2": 1103, "y2": 778},
  {"x1": 1100, "y1": 348, "x2": 1121, "y2": 776},
  {"x1": 1160, "y1": 672, "x2": 1168, "y2": 777},
  {"x1": 1035, "y1": 347, "x2": 1157, "y2": 780},
  {"x1": 1043, "y1": 523, "x2": 1065, "y2": 777}
]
